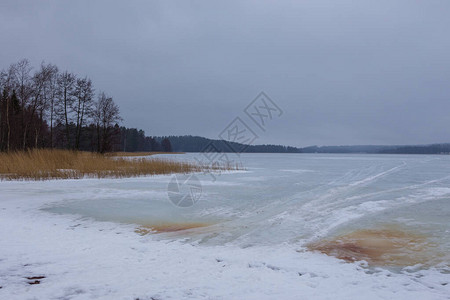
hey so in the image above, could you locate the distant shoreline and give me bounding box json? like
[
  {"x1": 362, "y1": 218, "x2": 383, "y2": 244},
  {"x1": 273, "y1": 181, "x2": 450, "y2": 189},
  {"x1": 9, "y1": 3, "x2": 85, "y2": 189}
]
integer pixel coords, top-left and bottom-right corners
[{"x1": 152, "y1": 135, "x2": 450, "y2": 155}]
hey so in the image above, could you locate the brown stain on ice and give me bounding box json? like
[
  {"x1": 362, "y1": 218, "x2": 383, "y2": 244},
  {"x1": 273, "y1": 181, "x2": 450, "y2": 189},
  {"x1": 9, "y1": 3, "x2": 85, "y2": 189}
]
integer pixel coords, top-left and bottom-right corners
[
  {"x1": 135, "y1": 222, "x2": 211, "y2": 235},
  {"x1": 307, "y1": 227, "x2": 442, "y2": 266}
]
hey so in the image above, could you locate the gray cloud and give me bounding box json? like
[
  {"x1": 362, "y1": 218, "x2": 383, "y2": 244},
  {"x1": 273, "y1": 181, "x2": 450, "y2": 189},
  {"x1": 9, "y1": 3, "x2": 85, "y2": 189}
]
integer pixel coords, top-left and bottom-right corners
[{"x1": 1, "y1": 0, "x2": 450, "y2": 147}]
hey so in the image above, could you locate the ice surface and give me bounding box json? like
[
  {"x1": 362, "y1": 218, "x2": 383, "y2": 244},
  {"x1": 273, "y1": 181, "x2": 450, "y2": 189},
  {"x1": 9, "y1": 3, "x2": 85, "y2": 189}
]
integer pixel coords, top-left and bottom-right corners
[{"x1": 0, "y1": 153, "x2": 449, "y2": 299}]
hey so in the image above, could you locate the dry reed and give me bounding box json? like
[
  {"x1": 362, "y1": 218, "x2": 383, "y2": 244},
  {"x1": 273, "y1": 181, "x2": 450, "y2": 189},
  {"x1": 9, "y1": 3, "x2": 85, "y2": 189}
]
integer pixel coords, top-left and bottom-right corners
[
  {"x1": 0, "y1": 149, "x2": 237, "y2": 180},
  {"x1": 106, "y1": 152, "x2": 185, "y2": 157}
]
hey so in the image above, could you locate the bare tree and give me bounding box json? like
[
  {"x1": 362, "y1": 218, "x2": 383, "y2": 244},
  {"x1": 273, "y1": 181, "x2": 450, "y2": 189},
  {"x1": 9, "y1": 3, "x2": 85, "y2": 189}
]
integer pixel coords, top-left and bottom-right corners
[
  {"x1": 56, "y1": 71, "x2": 76, "y2": 149},
  {"x1": 94, "y1": 92, "x2": 122, "y2": 153},
  {"x1": 73, "y1": 77, "x2": 94, "y2": 150},
  {"x1": 0, "y1": 79, "x2": 5, "y2": 151},
  {"x1": 30, "y1": 62, "x2": 57, "y2": 148},
  {"x1": 43, "y1": 64, "x2": 59, "y2": 148},
  {"x1": 0, "y1": 58, "x2": 125, "y2": 153},
  {"x1": 11, "y1": 59, "x2": 33, "y2": 149},
  {"x1": 0, "y1": 64, "x2": 19, "y2": 151},
  {"x1": 0, "y1": 70, "x2": 6, "y2": 150}
]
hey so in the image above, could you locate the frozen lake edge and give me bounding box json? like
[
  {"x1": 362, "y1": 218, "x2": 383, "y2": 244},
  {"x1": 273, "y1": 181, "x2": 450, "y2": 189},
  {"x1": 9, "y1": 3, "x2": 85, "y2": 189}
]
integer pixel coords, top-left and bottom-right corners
[{"x1": 1, "y1": 153, "x2": 450, "y2": 299}]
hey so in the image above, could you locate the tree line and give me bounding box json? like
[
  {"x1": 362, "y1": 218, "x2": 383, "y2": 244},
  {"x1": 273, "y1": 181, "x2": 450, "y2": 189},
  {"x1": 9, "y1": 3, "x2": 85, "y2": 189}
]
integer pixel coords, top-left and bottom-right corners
[
  {"x1": 156, "y1": 135, "x2": 301, "y2": 153},
  {"x1": 0, "y1": 59, "x2": 122, "y2": 152},
  {"x1": 379, "y1": 144, "x2": 450, "y2": 154},
  {"x1": 302, "y1": 144, "x2": 450, "y2": 154},
  {"x1": 118, "y1": 127, "x2": 172, "y2": 152}
]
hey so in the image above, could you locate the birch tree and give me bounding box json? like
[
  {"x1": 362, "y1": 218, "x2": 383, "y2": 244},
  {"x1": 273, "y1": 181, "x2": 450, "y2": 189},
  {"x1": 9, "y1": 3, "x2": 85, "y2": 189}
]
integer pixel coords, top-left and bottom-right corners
[
  {"x1": 56, "y1": 71, "x2": 76, "y2": 149},
  {"x1": 74, "y1": 77, "x2": 94, "y2": 150},
  {"x1": 94, "y1": 92, "x2": 122, "y2": 153}
]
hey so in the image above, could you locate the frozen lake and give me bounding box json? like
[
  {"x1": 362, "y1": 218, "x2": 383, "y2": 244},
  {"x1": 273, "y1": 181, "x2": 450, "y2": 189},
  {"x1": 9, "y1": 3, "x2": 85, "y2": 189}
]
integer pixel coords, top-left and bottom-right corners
[
  {"x1": 45, "y1": 153, "x2": 450, "y2": 265},
  {"x1": 1, "y1": 153, "x2": 449, "y2": 299}
]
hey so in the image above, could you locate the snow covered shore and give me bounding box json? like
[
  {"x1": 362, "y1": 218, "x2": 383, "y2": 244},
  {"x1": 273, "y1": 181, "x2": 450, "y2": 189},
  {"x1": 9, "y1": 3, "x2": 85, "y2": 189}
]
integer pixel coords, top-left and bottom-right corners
[{"x1": 1, "y1": 178, "x2": 449, "y2": 300}]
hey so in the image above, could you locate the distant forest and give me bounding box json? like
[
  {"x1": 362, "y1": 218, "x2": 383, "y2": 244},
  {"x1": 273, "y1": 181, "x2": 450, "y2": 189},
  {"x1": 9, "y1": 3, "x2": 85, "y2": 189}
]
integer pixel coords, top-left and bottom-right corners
[
  {"x1": 2, "y1": 59, "x2": 449, "y2": 155},
  {"x1": 300, "y1": 144, "x2": 450, "y2": 154},
  {"x1": 117, "y1": 131, "x2": 450, "y2": 155},
  {"x1": 118, "y1": 133, "x2": 301, "y2": 153}
]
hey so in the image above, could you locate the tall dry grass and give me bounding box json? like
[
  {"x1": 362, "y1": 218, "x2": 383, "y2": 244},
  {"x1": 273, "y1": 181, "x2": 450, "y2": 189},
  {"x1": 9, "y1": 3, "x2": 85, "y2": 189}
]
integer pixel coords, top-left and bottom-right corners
[
  {"x1": 106, "y1": 152, "x2": 185, "y2": 157},
  {"x1": 0, "y1": 149, "x2": 236, "y2": 180}
]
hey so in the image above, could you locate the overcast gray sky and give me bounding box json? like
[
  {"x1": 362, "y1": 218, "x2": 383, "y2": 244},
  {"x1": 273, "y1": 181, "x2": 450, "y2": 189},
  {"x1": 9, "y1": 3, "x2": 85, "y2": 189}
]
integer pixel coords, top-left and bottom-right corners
[{"x1": 1, "y1": 0, "x2": 449, "y2": 147}]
